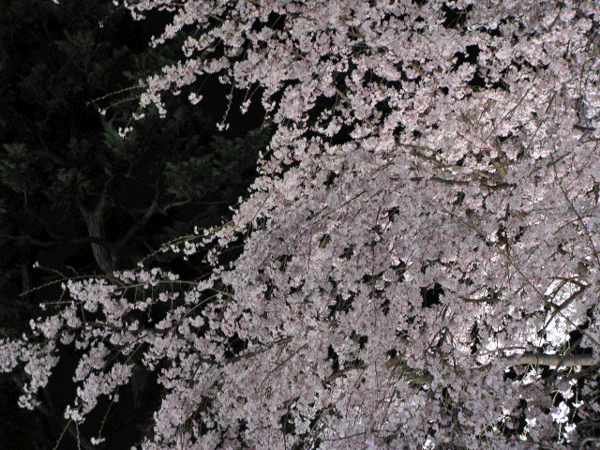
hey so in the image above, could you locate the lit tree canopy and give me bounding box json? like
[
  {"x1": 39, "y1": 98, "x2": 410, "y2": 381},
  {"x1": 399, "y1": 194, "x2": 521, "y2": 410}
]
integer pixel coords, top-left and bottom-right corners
[{"x1": 3, "y1": 1, "x2": 600, "y2": 449}]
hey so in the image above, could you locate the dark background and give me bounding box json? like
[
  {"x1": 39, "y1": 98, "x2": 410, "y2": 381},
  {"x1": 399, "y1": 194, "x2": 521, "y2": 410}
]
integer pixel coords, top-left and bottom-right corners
[{"x1": 0, "y1": 0, "x2": 270, "y2": 448}]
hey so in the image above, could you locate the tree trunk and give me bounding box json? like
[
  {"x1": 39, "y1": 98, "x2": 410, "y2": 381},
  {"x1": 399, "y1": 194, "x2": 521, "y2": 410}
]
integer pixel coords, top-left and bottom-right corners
[{"x1": 76, "y1": 191, "x2": 118, "y2": 275}]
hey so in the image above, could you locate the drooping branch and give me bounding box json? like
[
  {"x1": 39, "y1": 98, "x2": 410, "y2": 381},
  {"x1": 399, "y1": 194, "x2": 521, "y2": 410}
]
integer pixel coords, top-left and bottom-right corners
[
  {"x1": 507, "y1": 353, "x2": 597, "y2": 368},
  {"x1": 10, "y1": 374, "x2": 97, "y2": 450}
]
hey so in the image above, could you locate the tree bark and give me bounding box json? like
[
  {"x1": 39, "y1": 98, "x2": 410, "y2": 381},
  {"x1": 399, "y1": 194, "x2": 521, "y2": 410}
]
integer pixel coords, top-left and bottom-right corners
[
  {"x1": 76, "y1": 179, "x2": 118, "y2": 275},
  {"x1": 507, "y1": 352, "x2": 597, "y2": 367}
]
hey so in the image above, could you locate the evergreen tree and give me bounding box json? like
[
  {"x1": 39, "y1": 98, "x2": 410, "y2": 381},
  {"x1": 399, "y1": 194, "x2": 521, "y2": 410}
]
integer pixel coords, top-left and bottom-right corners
[
  {"x1": 0, "y1": 1, "x2": 271, "y2": 448},
  {"x1": 0, "y1": 0, "x2": 271, "y2": 332}
]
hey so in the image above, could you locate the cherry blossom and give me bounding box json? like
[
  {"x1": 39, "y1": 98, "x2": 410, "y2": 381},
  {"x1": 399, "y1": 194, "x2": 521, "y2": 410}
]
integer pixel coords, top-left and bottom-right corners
[{"x1": 5, "y1": 0, "x2": 600, "y2": 448}]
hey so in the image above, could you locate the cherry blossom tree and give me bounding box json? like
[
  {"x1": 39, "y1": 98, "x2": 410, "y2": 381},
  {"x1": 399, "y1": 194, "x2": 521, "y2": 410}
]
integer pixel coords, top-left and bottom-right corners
[{"x1": 3, "y1": 0, "x2": 600, "y2": 449}]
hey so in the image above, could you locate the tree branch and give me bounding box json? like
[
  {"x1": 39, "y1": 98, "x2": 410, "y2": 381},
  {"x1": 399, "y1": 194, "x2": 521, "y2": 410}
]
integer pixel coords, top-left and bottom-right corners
[
  {"x1": 10, "y1": 374, "x2": 97, "y2": 450},
  {"x1": 507, "y1": 352, "x2": 597, "y2": 367}
]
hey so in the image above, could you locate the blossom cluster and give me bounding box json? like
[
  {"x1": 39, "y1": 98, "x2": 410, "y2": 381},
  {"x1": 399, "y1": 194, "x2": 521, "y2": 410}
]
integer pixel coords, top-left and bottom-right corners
[{"x1": 13, "y1": 0, "x2": 600, "y2": 449}]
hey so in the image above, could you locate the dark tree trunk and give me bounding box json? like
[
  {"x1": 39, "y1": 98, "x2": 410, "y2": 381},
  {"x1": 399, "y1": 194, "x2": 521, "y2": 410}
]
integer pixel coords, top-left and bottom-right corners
[{"x1": 76, "y1": 189, "x2": 118, "y2": 275}]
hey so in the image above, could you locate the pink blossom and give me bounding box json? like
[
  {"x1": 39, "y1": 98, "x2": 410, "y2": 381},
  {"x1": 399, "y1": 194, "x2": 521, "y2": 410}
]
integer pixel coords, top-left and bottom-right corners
[{"x1": 8, "y1": 0, "x2": 600, "y2": 449}]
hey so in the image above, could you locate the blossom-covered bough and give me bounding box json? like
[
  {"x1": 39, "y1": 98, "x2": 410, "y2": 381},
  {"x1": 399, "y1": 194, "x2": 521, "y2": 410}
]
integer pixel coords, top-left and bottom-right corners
[{"x1": 3, "y1": 1, "x2": 600, "y2": 449}]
